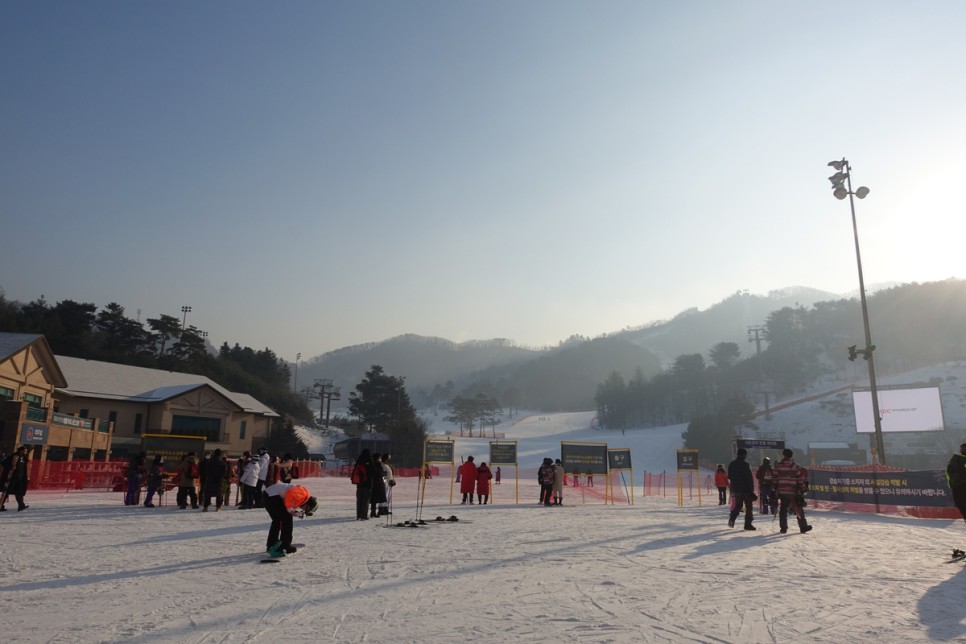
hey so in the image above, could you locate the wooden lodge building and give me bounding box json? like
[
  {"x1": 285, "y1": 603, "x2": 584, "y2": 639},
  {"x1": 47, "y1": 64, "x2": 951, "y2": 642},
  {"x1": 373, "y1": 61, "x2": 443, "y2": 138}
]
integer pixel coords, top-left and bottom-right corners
[{"x1": 0, "y1": 333, "x2": 278, "y2": 464}]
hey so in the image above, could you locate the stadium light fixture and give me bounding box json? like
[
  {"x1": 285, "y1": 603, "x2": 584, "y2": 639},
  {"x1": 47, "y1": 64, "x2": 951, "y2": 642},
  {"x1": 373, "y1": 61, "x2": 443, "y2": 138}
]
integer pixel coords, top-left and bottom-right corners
[{"x1": 828, "y1": 159, "x2": 885, "y2": 464}]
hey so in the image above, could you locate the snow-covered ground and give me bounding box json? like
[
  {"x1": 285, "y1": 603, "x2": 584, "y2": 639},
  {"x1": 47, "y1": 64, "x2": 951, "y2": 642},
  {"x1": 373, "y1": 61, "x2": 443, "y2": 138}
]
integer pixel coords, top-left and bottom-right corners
[{"x1": 4, "y1": 414, "x2": 966, "y2": 643}]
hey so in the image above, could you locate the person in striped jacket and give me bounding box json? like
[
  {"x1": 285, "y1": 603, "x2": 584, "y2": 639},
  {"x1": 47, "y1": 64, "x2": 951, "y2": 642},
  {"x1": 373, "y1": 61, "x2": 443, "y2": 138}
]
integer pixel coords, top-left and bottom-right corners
[{"x1": 774, "y1": 448, "x2": 812, "y2": 534}]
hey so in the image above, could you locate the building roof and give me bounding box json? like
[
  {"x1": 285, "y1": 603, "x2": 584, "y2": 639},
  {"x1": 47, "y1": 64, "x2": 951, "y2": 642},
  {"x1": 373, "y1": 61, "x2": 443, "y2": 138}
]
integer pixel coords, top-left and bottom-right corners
[
  {"x1": 55, "y1": 355, "x2": 278, "y2": 417},
  {"x1": 0, "y1": 333, "x2": 68, "y2": 387}
]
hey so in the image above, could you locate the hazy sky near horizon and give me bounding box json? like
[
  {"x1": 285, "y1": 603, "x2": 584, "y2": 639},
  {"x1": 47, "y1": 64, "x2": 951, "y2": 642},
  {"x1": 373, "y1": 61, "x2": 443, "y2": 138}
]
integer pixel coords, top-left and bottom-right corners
[{"x1": 2, "y1": 2, "x2": 964, "y2": 361}]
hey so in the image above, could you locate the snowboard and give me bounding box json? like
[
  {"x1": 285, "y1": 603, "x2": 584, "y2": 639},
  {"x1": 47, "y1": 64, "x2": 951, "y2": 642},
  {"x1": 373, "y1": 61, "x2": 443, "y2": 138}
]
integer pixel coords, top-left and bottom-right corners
[
  {"x1": 948, "y1": 548, "x2": 966, "y2": 563},
  {"x1": 259, "y1": 542, "x2": 304, "y2": 563}
]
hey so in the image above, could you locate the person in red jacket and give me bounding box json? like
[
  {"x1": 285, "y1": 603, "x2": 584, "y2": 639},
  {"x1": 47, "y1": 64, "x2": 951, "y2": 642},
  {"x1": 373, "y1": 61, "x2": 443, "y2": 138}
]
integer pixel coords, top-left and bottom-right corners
[
  {"x1": 713, "y1": 464, "x2": 729, "y2": 505},
  {"x1": 476, "y1": 462, "x2": 493, "y2": 505},
  {"x1": 459, "y1": 456, "x2": 478, "y2": 504}
]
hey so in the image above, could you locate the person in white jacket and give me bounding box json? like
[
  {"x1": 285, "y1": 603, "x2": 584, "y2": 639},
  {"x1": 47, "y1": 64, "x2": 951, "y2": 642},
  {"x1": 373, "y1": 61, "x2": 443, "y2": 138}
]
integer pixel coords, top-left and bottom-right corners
[
  {"x1": 254, "y1": 447, "x2": 270, "y2": 508},
  {"x1": 239, "y1": 454, "x2": 261, "y2": 509},
  {"x1": 379, "y1": 454, "x2": 396, "y2": 516}
]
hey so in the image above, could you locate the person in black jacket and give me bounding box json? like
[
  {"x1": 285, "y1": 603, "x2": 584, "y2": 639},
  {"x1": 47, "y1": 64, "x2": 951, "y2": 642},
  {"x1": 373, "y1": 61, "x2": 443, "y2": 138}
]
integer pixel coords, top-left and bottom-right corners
[
  {"x1": 352, "y1": 449, "x2": 375, "y2": 520},
  {"x1": 727, "y1": 448, "x2": 756, "y2": 530},
  {"x1": 202, "y1": 449, "x2": 228, "y2": 512},
  {"x1": 947, "y1": 443, "x2": 966, "y2": 522},
  {"x1": 0, "y1": 446, "x2": 30, "y2": 512}
]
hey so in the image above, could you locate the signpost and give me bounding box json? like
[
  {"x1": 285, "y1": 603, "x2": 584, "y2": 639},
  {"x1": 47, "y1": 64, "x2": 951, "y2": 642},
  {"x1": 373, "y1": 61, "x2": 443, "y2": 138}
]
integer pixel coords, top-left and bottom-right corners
[
  {"x1": 423, "y1": 439, "x2": 455, "y2": 505},
  {"x1": 489, "y1": 441, "x2": 518, "y2": 503},
  {"x1": 608, "y1": 448, "x2": 633, "y2": 505},
  {"x1": 675, "y1": 449, "x2": 701, "y2": 506}
]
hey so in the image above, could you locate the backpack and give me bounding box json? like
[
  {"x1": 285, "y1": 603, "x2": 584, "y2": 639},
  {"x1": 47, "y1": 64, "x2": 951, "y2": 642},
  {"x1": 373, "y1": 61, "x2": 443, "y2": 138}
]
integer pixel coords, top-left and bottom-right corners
[{"x1": 351, "y1": 463, "x2": 367, "y2": 485}]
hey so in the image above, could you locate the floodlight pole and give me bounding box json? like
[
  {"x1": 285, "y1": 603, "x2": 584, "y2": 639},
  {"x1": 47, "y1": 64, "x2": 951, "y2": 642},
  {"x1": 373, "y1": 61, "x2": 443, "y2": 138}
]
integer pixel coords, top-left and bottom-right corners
[{"x1": 840, "y1": 160, "x2": 886, "y2": 465}]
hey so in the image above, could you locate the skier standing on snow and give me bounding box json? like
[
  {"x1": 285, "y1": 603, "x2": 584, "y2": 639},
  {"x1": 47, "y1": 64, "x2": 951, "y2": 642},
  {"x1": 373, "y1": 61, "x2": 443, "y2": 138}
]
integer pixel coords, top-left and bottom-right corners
[
  {"x1": 538, "y1": 458, "x2": 555, "y2": 506},
  {"x1": 124, "y1": 452, "x2": 146, "y2": 506},
  {"x1": 380, "y1": 454, "x2": 396, "y2": 516},
  {"x1": 755, "y1": 457, "x2": 777, "y2": 514},
  {"x1": 369, "y1": 453, "x2": 387, "y2": 518},
  {"x1": 476, "y1": 461, "x2": 492, "y2": 505},
  {"x1": 727, "y1": 448, "x2": 756, "y2": 530},
  {"x1": 459, "y1": 456, "x2": 478, "y2": 504},
  {"x1": 0, "y1": 446, "x2": 30, "y2": 512},
  {"x1": 946, "y1": 443, "x2": 966, "y2": 522},
  {"x1": 143, "y1": 455, "x2": 165, "y2": 508},
  {"x1": 774, "y1": 448, "x2": 812, "y2": 534},
  {"x1": 202, "y1": 449, "x2": 228, "y2": 512},
  {"x1": 552, "y1": 459, "x2": 565, "y2": 505},
  {"x1": 239, "y1": 451, "x2": 261, "y2": 509},
  {"x1": 176, "y1": 453, "x2": 200, "y2": 510},
  {"x1": 254, "y1": 447, "x2": 270, "y2": 508},
  {"x1": 352, "y1": 449, "x2": 375, "y2": 520},
  {"x1": 714, "y1": 464, "x2": 729, "y2": 505}
]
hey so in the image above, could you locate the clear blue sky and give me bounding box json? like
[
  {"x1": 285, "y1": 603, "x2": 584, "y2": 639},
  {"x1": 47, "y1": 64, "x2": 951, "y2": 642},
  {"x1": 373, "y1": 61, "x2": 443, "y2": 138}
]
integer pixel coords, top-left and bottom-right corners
[{"x1": 2, "y1": 2, "x2": 964, "y2": 360}]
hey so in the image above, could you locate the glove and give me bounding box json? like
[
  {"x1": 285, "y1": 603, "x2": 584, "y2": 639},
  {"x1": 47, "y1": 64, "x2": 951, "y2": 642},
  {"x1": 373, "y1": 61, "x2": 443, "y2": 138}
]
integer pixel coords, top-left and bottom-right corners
[{"x1": 388, "y1": 480, "x2": 396, "y2": 487}]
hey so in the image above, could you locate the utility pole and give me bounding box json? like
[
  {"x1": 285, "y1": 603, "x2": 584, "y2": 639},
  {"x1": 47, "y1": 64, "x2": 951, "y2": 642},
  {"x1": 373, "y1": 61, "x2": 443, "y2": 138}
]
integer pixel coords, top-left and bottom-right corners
[
  {"x1": 747, "y1": 325, "x2": 770, "y2": 418},
  {"x1": 324, "y1": 385, "x2": 341, "y2": 427},
  {"x1": 313, "y1": 379, "x2": 332, "y2": 424}
]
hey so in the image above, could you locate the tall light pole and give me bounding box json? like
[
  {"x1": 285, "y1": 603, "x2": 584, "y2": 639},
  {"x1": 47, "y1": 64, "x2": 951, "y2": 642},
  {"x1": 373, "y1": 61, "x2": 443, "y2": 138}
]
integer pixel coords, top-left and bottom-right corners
[
  {"x1": 293, "y1": 352, "x2": 301, "y2": 393},
  {"x1": 828, "y1": 158, "x2": 885, "y2": 465},
  {"x1": 181, "y1": 305, "x2": 192, "y2": 331}
]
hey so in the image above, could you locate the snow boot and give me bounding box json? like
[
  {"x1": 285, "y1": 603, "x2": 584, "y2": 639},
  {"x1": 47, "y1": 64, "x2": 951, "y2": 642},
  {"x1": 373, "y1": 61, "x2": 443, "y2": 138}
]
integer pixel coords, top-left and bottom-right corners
[{"x1": 798, "y1": 517, "x2": 812, "y2": 533}]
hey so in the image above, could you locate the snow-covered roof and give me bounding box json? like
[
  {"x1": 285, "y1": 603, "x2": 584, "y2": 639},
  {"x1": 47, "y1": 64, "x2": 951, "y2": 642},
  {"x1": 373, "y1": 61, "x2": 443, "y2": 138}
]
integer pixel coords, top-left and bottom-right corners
[{"x1": 55, "y1": 355, "x2": 278, "y2": 417}]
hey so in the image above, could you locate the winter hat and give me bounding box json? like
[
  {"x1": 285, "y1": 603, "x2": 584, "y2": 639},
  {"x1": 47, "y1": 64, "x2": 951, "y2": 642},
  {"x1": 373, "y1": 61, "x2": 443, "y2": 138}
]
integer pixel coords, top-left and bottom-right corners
[
  {"x1": 763, "y1": 457, "x2": 771, "y2": 463},
  {"x1": 466, "y1": 455, "x2": 474, "y2": 462},
  {"x1": 736, "y1": 448, "x2": 747, "y2": 457}
]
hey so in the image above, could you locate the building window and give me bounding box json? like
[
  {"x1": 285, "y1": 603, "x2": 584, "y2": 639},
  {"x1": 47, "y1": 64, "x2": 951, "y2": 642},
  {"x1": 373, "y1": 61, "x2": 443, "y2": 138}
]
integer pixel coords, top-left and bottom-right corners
[
  {"x1": 80, "y1": 409, "x2": 89, "y2": 419},
  {"x1": 171, "y1": 415, "x2": 221, "y2": 442},
  {"x1": 239, "y1": 421, "x2": 247, "y2": 440},
  {"x1": 0, "y1": 386, "x2": 13, "y2": 401},
  {"x1": 23, "y1": 393, "x2": 43, "y2": 408},
  {"x1": 134, "y1": 413, "x2": 143, "y2": 435}
]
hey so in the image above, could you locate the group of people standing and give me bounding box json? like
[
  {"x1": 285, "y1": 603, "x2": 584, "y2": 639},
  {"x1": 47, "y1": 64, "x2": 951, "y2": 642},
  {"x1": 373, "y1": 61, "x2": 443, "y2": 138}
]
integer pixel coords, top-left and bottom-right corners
[
  {"x1": 125, "y1": 447, "x2": 300, "y2": 512},
  {"x1": 458, "y1": 456, "x2": 494, "y2": 505},
  {"x1": 350, "y1": 449, "x2": 396, "y2": 520},
  {"x1": 723, "y1": 447, "x2": 813, "y2": 534}
]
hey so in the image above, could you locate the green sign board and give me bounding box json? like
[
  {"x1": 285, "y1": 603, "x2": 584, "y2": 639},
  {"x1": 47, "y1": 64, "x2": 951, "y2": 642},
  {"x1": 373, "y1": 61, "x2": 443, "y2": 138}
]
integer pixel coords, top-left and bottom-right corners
[
  {"x1": 489, "y1": 442, "x2": 517, "y2": 465},
  {"x1": 424, "y1": 440, "x2": 455, "y2": 463}
]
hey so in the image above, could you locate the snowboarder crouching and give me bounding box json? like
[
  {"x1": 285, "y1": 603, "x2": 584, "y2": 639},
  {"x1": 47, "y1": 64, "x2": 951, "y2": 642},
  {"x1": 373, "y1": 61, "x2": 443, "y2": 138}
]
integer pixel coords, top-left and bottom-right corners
[{"x1": 263, "y1": 482, "x2": 319, "y2": 555}]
